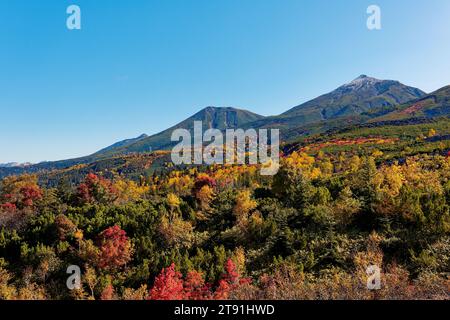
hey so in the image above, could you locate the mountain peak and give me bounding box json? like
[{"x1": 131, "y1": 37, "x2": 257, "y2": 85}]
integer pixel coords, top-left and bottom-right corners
[
  {"x1": 281, "y1": 75, "x2": 426, "y2": 120},
  {"x1": 200, "y1": 106, "x2": 242, "y2": 112},
  {"x1": 192, "y1": 106, "x2": 265, "y2": 129},
  {"x1": 355, "y1": 74, "x2": 369, "y2": 80},
  {"x1": 346, "y1": 74, "x2": 382, "y2": 87}
]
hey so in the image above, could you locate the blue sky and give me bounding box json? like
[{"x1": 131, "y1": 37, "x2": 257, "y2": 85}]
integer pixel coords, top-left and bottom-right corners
[{"x1": 1, "y1": 0, "x2": 450, "y2": 163}]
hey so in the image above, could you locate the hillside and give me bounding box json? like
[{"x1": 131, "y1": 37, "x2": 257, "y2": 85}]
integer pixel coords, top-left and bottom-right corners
[
  {"x1": 369, "y1": 85, "x2": 450, "y2": 122},
  {"x1": 1, "y1": 113, "x2": 449, "y2": 301},
  {"x1": 93, "y1": 134, "x2": 149, "y2": 155}
]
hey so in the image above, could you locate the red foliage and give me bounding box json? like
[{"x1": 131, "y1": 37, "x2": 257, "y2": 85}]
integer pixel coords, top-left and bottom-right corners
[
  {"x1": 97, "y1": 225, "x2": 132, "y2": 269},
  {"x1": 76, "y1": 173, "x2": 117, "y2": 204},
  {"x1": 100, "y1": 284, "x2": 115, "y2": 300},
  {"x1": 147, "y1": 261, "x2": 252, "y2": 300},
  {"x1": 148, "y1": 263, "x2": 185, "y2": 300},
  {"x1": 76, "y1": 183, "x2": 92, "y2": 204},
  {"x1": 184, "y1": 270, "x2": 211, "y2": 300},
  {"x1": 0, "y1": 202, "x2": 17, "y2": 212},
  {"x1": 222, "y1": 259, "x2": 240, "y2": 284},
  {"x1": 20, "y1": 185, "x2": 42, "y2": 207},
  {"x1": 1, "y1": 185, "x2": 42, "y2": 209},
  {"x1": 214, "y1": 259, "x2": 251, "y2": 300}
]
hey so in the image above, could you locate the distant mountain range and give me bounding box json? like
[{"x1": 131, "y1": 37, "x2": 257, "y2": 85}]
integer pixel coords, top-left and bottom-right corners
[
  {"x1": 93, "y1": 75, "x2": 427, "y2": 156},
  {"x1": 0, "y1": 162, "x2": 33, "y2": 168},
  {"x1": 1, "y1": 75, "x2": 449, "y2": 177}
]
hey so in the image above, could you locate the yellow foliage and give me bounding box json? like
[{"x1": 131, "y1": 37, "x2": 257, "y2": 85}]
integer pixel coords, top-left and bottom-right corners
[
  {"x1": 159, "y1": 215, "x2": 194, "y2": 248},
  {"x1": 372, "y1": 149, "x2": 384, "y2": 158},
  {"x1": 113, "y1": 179, "x2": 149, "y2": 203},
  {"x1": 74, "y1": 229, "x2": 84, "y2": 241},
  {"x1": 167, "y1": 193, "x2": 181, "y2": 210},
  {"x1": 233, "y1": 190, "x2": 257, "y2": 223},
  {"x1": 373, "y1": 164, "x2": 405, "y2": 197},
  {"x1": 348, "y1": 155, "x2": 361, "y2": 172},
  {"x1": 0, "y1": 174, "x2": 39, "y2": 197},
  {"x1": 283, "y1": 152, "x2": 323, "y2": 180},
  {"x1": 232, "y1": 247, "x2": 247, "y2": 275},
  {"x1": 318, "y1": 158, "x2": 334, "y2": 178},
  {"x1": 428, "y1": 128, "x2": 437, "y2": 138},
  {"x1": 197, "y1": 185, "x2": 214, "y2": 208},
  {"x1": 403, "y1": 159, "x2": 443, "y2": 194}
]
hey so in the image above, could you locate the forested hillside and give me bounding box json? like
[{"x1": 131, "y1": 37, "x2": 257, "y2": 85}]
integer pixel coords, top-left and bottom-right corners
[{"x1": 1, "y1": 118, "x2": 449, "y2": 300}]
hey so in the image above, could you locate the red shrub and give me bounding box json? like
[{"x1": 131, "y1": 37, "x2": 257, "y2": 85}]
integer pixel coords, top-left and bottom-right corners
[
  {"x1": 148, "y1": 263, "x2": 185, "y2": 300},
  {"x1": 76, "y1": 173, "x2": 117, "y2": 204},
  {"x1": 97, "y1": 225, "x2": 132, "y2": 269},
  {"x1": 214, "y1": 259, "x2": 251, "y2": 300},
  {"x1": 184, "y1": 270, "x2": 211, "y2": 300},
  {"x1": 0, "y1": 202, "x2": 17, "y2": 212}
]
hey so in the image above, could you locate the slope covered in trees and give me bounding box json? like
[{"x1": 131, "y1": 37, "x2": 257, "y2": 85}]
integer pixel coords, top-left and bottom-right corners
[{"x1": 1, "y1": 122, "x2": 449, "y2": 299}]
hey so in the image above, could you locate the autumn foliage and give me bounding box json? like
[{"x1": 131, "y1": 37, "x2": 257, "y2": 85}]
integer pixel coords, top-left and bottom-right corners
[
  {"x1": 148, "y1": 263, "x2": 185, "y2": 300},
  {"x1": 1, "y1": 129, "x2": 450, "y2": 300},
  {"x1": 77, "y1": 173, "x2": 117, "y2": 204},
  {"x1": 148, "y1": 259, "x2": 248, "y2": 300},
  {"x1": 0, "y1": 175, "x2": 42, "y2": 210},
  {"x1": 97, "y1": 225, "x2": 132, "y2": 270}
]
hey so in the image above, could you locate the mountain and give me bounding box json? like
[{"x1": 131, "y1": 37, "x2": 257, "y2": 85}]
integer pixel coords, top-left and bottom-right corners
[
  {"x1": 369, "y1": 85, "x2": 450, "y2": 122},
  {"x1": 0, "y1": 162, "x2": 33, "y2": 168},
  {"x1": 284, "y1": 75, "x2": 425, "y2": 118},
  {"x1": 93, "y1": 134, "x2": 149, "y2": 155},
  {"x1": 71, "y1": 76, "x2": 427, "y2": 158},
  {"x1": 0, "y1": 75, "x2": 431, "y2": 178},
  {"x1": 250, "y1": 75, "x2": 425, "y2": 130},
  {"x1": 94, "y1": 107, "x2": 266, "y2": 157}
]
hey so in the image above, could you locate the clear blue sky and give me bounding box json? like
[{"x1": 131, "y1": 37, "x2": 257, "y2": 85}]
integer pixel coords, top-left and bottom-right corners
[{"x1": 1, "y1": 0, "x2": 450, "y2": 163}]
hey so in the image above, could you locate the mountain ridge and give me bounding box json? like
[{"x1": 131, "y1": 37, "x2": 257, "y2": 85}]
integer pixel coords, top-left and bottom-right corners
[
  {"x1": 280, "y1": 75, "x2": 425, "y2": 119},
  {"x1": 95, "y1": 106, "x2": 266, "y2": 158},
  {"x1": 2, "y1": 75, "x2": 447, "y2": 178},
  {"x1": 369, "y1": 85, "x2": 450, "y2": 122}
]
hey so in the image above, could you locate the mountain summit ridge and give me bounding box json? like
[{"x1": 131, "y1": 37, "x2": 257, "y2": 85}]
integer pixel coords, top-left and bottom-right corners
[
  {"x1": 281, "y1": 75, "x2": 426, "y2": 121},
  {"x1": 96, "y1": 106, "x2": 266, "y2": 157}
]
